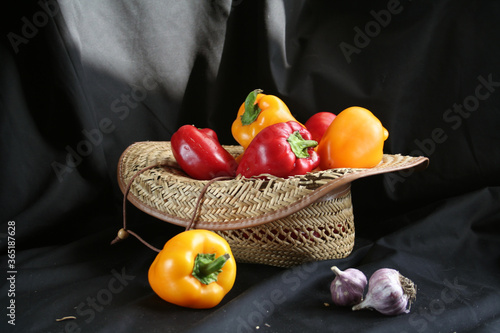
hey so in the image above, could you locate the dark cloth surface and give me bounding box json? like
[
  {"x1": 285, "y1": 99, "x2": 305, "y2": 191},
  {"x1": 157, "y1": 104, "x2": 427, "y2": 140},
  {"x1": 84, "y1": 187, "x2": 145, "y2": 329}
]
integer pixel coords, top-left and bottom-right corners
[{"x1": 1, "y1": 1, "x2": 500, "y2": 332}]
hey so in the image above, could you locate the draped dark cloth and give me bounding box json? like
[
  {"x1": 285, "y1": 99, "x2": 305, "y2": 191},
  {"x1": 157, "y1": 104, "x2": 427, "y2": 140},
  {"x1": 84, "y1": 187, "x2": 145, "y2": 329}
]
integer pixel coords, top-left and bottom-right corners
[{"x1": 2, "y1": 1, "x2": 500, "y2": 332}]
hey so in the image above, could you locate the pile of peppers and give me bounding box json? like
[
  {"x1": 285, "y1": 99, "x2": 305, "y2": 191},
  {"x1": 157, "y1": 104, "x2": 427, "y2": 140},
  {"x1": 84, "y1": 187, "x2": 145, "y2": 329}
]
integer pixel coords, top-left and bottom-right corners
[
  {"x1": 170, "y1": 89, "x2": 389, "y2": 180},
  {"x1": 144, "y1": 89, "x2": 389, "y2": 309}
]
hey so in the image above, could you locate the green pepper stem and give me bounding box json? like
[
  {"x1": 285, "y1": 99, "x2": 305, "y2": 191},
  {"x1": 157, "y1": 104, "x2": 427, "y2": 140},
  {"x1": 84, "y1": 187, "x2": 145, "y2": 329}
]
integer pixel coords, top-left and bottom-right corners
[
  {"x1": 287, "y1": 131, "x2": 318, "y2": 159},
  {"x1": 200, "y1": 253, "x2": 230, "y2": 276},
  {"x1": 192, "y1": 253, "x2": 231, "y2": 285},
  {"x1": 240, "y1": 89, "x2": 263, "y2": 125}
]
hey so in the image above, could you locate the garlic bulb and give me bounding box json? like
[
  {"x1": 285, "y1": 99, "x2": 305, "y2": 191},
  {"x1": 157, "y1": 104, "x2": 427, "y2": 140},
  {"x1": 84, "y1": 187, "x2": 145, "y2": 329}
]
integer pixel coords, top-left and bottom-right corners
[
  {"x1": 352, "y1": 268, "x2": 417, "y2": 315},
  {"x1": 330, "y1": 266, "x2": 367, "y2": 306}
]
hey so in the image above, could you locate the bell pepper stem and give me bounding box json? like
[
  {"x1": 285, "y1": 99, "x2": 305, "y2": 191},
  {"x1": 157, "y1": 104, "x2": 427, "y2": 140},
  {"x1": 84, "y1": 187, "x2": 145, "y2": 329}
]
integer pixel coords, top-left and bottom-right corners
[
  {"x1": 192, "y1": 253, "x2": 231, "y2": 285},
  {"x1": 200, "y1": 253, "x2": 230, "y2": 276},
  {"x1": 287, "y1": 131, "x2": 318, "y2": 159},
  {"x1": 240, "y1": 89, "x2": 263, "y2": 125}
]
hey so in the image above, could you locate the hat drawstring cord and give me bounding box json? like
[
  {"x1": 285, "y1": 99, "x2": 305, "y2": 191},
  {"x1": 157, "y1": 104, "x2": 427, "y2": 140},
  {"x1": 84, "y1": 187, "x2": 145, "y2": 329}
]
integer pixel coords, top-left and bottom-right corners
[{"x1": 110, "y1": 163, "x2": 233, "y2": 252}]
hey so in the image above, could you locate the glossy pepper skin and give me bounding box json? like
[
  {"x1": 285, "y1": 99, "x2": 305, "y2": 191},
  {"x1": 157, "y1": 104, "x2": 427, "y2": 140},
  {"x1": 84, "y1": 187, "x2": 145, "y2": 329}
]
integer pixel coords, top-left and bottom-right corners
[
  {"x1": 317, "y1": 106, "x2": 389, "y2": 169},
  {"x1": 304, "y1": 112, "x2": 337, "y2": 143},
  {"x1": 231, "y1": 89, "x2": 301, "y2": 150},
  {"x1": 171, "y1": 125, "x2": 238, "y2": 180},
  {"x1": 237, "y1": 121, "x2": 319, "y2": 178},
  {"x1": 148, "y1": 230, "x2": 237, "y2": 309}
]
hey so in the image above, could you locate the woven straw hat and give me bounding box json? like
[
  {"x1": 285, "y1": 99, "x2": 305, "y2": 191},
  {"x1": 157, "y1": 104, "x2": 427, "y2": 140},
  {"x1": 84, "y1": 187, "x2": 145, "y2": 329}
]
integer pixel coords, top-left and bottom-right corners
[{"x1": 117, "y1": 141, "x2": 428, "y2": 267}]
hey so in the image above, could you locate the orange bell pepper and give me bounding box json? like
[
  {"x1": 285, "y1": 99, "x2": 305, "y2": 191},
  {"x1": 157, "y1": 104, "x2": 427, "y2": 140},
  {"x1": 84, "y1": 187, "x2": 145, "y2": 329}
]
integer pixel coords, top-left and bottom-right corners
[
  {"x1": 231, "y1": 89, "x2": 301, "y2": 150},
  {"x1": 317, "y1": 106, "x2": 389, "y2": 169},
  {"x1": 148, "y1": 230, "x2": 237, "y2": 309}
]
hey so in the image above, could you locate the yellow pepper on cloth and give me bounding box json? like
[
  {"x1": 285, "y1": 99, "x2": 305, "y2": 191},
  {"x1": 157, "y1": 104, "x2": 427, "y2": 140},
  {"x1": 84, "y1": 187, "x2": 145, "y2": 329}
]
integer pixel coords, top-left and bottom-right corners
[
  {"x1": 317, "y1": 106, "x2": 389, "y2": 169},
  {"x1": 232, "y1": 89, "x2": 301, "y2": 150},
  {"x1": 148, "y1": 230, "x2": 237, "y2": 309}
]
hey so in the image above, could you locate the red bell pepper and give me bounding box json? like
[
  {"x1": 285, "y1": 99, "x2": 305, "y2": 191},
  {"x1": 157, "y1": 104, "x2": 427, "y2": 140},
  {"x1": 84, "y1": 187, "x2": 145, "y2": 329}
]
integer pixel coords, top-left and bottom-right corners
[
  {"x1": 304, "y1": 112, "x2": 337, "y2": 143},
  {"x1": 236, "y1": 121, "x2": 319, "y2": 178},
  {"x1": 171, "y1": 125, "x2": 238, "y2": 180}
]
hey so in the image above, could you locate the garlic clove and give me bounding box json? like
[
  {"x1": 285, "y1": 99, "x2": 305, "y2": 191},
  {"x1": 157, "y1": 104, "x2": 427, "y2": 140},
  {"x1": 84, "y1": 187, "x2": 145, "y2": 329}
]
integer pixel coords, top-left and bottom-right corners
[
  {"x1": 330, "y1": 266, "x2": 368, "y2": 306},
  {"x1": 352, "y1": 268, "x2": 417, "y2": 315}
]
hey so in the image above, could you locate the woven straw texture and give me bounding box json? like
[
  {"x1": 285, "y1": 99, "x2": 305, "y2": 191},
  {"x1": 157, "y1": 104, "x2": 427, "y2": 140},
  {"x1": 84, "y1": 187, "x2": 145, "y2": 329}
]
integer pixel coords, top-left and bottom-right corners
[
  {"x1": 117, "y1": 141, "x2": 428, "y2": 267},
  {"x1": 216, "y1": 187, "x2": 354, "y2": 267}
]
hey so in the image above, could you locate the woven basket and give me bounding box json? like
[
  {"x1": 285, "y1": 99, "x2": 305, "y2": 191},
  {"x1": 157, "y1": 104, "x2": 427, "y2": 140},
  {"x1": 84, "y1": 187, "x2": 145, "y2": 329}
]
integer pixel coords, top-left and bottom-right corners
[{"x1": 117, "y1": 141, "x2": 428, "y2": 267}]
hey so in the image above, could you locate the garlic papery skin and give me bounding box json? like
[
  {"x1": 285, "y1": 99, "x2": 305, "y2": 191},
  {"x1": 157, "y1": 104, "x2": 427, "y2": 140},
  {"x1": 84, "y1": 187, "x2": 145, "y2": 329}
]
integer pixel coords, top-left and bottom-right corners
[
  {"x1": 330, "y1": 266, "x2": 367, "y2": 306},
  {"x1": 352, "y1": 268, "x2": 417, "y2": 315}
]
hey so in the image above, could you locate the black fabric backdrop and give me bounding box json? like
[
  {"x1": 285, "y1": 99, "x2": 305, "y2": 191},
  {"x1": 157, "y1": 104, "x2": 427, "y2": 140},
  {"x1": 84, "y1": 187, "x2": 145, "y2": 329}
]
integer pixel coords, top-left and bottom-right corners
[{"x1": 2, "y1": 1, "x2": 500, "y2": 332}]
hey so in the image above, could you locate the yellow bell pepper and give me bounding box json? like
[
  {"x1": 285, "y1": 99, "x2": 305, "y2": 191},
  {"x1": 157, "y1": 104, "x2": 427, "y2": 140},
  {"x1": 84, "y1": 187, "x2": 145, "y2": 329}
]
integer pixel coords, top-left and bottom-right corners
[
  {"x1": 317, "y1": 106, "x2": 389, "y2": 169},
  {"x1": 148, "y1": 230, "x2": 237, "y2": 309},
  {"x1": 231, "y1": 89, "x2": 301, "y2": 149}
]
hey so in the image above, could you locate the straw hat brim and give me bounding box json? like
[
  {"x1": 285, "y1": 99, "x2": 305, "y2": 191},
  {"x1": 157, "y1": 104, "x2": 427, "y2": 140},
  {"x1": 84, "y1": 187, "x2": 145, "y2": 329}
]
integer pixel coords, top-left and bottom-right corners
[{"x1": 117, "y1": 141, "x2": 428, "y2": 231}]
